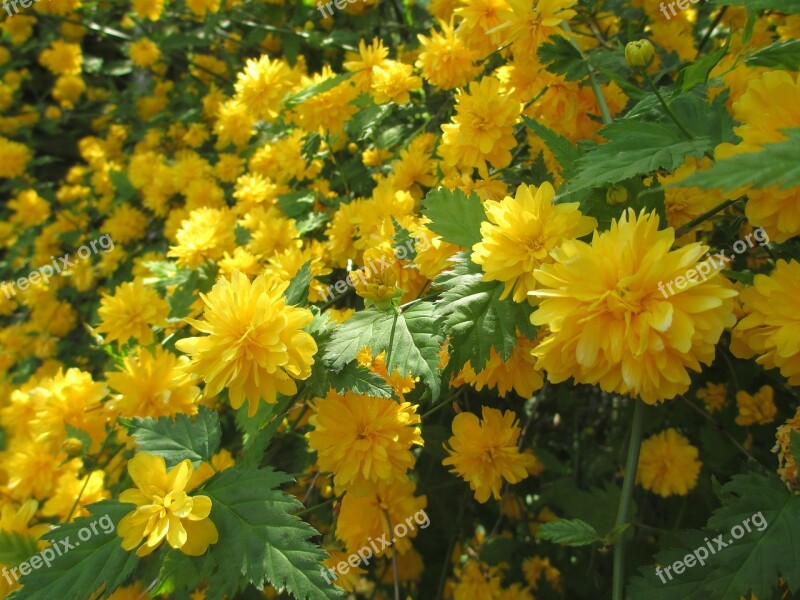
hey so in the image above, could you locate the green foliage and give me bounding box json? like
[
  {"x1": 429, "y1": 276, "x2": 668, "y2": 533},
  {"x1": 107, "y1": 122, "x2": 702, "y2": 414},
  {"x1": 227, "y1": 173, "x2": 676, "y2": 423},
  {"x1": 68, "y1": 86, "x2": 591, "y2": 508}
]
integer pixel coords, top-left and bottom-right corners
[
  {"x1": 538, "y1": 36, "x2": 587, "y2": 81},
  {"x1": 627, "y1": 471, "x2": 800, "y2": 599},
  {"x1": 0, "y1": 531, "x2": 40, "y2": 566},
  {"x1": 432, "y1": 252, "x2": 535, "y2": 373},
  {"x1": 713, "y1": 0, "x2": 800, "y2": 10},
  {"x1": 284, "y1": 261, "x2": 312, "y2": 306},
  {"x1": 324, "y1": 302, "x2": 444, "y2": 400},
  {"x1": 745, "y1": 39, "x2": 800, "y2": 69},
  {"x1": 236, "y1": 395, "x2": 295, "y2": 467},
  {"x1": 537, "y1": 519, "x2": 603, "y2": 546},
  {"x1": 678, "y1": 128, "x2": 800, "y2": 190},
  {"x1": 203, "y1": 467, "x2": 345, "y2": 600},
  {"x1": 328, "y1": 363, "x2": 397, "y2": 398},
  {"x1": 283, "y1": 72, "x2": 354, "y2": 109},
  {"x1": 673, "y1": 39, "x2": 729, "y2": 96},
  {"x1": 559, "y1": 120, "x2": 711, "y2": 199},
  {"x1": 521, "y1": 115, "x2": 583, "y2": 180},
  {"x1": 121, "y1": 406, "x2": 222, "y2": 468},
  {"x1": 11, "y1": 501, "x2": 139, "y2": 600},
  {"x1": 422, "y1": 187, "x2": 487, "y2": 249}
]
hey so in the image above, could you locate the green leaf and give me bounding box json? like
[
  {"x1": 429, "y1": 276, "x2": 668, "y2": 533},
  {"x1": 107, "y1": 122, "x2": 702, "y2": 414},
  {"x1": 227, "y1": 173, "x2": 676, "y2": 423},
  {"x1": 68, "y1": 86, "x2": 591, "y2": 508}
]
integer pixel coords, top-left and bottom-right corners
[
  {"x1": 521, "y1": 115, "x2": 583, "y2": 179},
  {"x1": 64, "y1": 423, "x2": 92, "y2": 454},
  {"x1": 539, "y1": 480, "x2": 631, "y2": 538},
  {"x1": 168, "y1": 271, "x2": 199, "y2": 320},
  {"x1": 151, "y1": 551, "x2": 202, "y2": 596},
  {"x1": 122, "y1": 406, "x2": 222, "y2": 468},
  {"x1": 278, "y1": 191, "x2": 316, "y2": 218},
  {"x1": 391, "y1": 217, "x2": 417, "y2": 261},
  {"x1": 328, "y1": 363, "x2": 396, "y2": 398},
  {"x1": 627, "y1": 471, "x2": 800, "y2": 600},
  {"x1": 237, "y1": 395, "x2": 295, "y2": 467},
  {"x1": 283, "y1": 72, "x2": 354, "y2": 109},
  {"x1": 141, "y1": 261, "x2": 193, "y2": 289},
  {"x1": 560, "y1": 120, "x2": 711, "y2": 198},
  {"x1": 746, "y1": 39, "x2": 800, "y2": 70},
  {"x1": 538, "y1": 35, "x2": 588, "y2": 81},
  {"x1": 284, "y1": 261, "x2": 312, "y2": 306},
  {"x1": 11, "y1": 501, "x2": 139, "y2": 600},
  {"x1": 432, "y1": 252, "x2": 535, "y2": 372},
  {"x1": 478, "y1": 537, "x2": 520, "y2": 564},
  {"x1": 537, "y1": 519, "x2": 602, "y2": 546},
  {"x1": 203, "y1": 467, "x2": 345, "y2": 600},
  {"x1": 673, "y1": 37, "x2": 729, "y2": 96},
  {"x1": 713, "y1": 0, "x2": 800, "y2": 11},
  {"x1": 323, "y1": 303, "x2": 443, "y2": 400},
  {"x1": 422, "y1": 187, "x2": 487, "y2": 249},
  {"x1": 0, "y1": 531, "x2": 40, "y2": 566},
  {"x1": 677, "y1": 128, "x2": 800, "y2": 191},
  {"x1": 345, "y1": 102, "x2": 393, "y2": 141},
  {"x1": 109, "y1": 171, "x2": 136, "y2": 202},
  {"x1": 790, "y1": 431, "x2": 800, "y2": 475}
]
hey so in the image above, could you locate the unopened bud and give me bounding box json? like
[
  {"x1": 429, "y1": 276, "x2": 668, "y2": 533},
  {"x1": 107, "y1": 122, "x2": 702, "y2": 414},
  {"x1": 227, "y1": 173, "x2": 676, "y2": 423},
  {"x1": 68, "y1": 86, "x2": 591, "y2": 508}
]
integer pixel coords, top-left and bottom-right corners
[
  {"x1": 625, "y1": 40, "x2": 655, "y2": 69},
  {"x1": 62, "y1": 437, "x2": 84, "y2": 456},
  {"x1": 606, "y1": 184, "x2": 629, "y2": 206}
]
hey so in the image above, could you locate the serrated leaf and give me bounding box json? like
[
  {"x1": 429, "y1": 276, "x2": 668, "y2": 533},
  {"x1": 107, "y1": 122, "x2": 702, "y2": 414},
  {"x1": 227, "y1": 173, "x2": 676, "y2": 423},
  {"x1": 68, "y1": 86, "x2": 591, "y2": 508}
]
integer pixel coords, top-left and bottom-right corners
[
  {"x1": 238, "y1": 395, "x2": 294, "y2": 467},
  {"x1": 537, "y1": 519, "x2": 602, "y2": 546},
  {"x1": 522, "y1": 115, "x2": 583, "y2": 179},
  {"x1": 278, "y1": 191, "x2": 316, "y2": 219},
  {"x1": 432, "y1": 252, "x2": 534, "y2": 373},
  {"x1": 677, "y1": 128, "x2": 800, "y2": 191},
  {"x1": 422, "y1": 187, "x2": 487, "y2": 249},
  {"x1": 284, "y1": 261, "x2": 312, "y2": 306},
  {"x1": 328, "y1": 363, "x2": 396, "y2": 398},
  {"x1": 323, "y1": 303, "x2": 443, "y2": 400},
  {"x1": 538, "y1": 35, "x2": 588, "y2": 81},
  {"x1": 152, "y1": 551, "x2": 202, "y2": 596},
  {"x1": 674, "y1": 38, "x2": 729, "y2": 96},
  {"x1": 283, "y1": 72, "x2": 354, "y2": 109},
  {"x1": 391, "y1": 217, "x2": 417, "y2": 261},
  {"x1": 203, "y1": 467, "x2": 345, "y2": 600},
  {"x1": 560, "y1": 121, "x2": 712, "y2": 198},
  {"x1": 746, "y1": 39, "x2": 800, "y2": 69},
  {"x1": 11, "y1": 501, "x2": 139, "y2": 600},
  {"x1": 122, "y1": 406, "x2": 221, "y2": 468},
  {"x1": 627, "y1": 471, "x2": 800, "y2": 600},
  {"x1": 0, "y1": 531, "x2": 40, "y2": 566}
]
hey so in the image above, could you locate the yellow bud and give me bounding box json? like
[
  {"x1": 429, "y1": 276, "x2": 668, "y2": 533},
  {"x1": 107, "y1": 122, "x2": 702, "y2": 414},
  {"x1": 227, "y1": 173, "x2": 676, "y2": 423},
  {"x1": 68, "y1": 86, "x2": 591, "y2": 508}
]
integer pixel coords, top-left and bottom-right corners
[
  {"x1": 606, "y1": 184, "x2": 629, "y2": 205},
  {"x1": 347, "y1": 142, "x2": 359, "y2": 154},
  {"x1": 625, "y1": 40, "x2": 655, "y2": 69},
  {"x1": 62, "y1": 437, "x2": 84, "y2": 456}
]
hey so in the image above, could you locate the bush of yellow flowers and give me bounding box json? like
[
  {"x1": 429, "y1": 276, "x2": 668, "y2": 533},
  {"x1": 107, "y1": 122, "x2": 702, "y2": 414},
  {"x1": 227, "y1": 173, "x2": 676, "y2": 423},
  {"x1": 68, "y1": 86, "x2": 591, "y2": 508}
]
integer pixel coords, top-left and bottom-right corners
[{"x1": 0, "y1": 0, "x2": 799, "y2": 597}]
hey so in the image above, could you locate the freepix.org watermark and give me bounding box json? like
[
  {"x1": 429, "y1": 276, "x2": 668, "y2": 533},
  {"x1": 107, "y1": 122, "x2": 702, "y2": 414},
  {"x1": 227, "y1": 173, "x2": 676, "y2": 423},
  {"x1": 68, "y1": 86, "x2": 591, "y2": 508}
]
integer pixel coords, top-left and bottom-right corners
[
  {"x1": 2, "y1": 513, "x2": 116, "y2": 585},
  {"x1": 657, "y1": 227, "x2": 769, "y2": 299},
  {"x1": 320, "y1": 508, "x2": 430, "y2": 584},
  {"x1": 654, "y1": 511, "x2": 768, "y2": 584},
  {"x1": 1, "y1": 233, "x2": 114, "y2": 299},
  {"x1": 2, "y1": 0, "x2": 47, "y2": 18}
]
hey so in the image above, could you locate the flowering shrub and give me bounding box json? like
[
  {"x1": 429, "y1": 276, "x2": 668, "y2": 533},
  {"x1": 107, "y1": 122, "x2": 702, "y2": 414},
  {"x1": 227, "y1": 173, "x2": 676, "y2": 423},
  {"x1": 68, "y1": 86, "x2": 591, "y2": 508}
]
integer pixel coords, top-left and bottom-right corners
[{"x1": 0, "y1": 0, "x2": 799, "y2": 599}]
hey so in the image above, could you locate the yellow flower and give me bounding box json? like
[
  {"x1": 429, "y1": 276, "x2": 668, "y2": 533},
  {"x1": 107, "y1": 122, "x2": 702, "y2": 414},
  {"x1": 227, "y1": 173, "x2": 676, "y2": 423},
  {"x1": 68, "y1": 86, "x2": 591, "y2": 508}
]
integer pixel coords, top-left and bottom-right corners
[
  {"x1": 522, "y1": 555, "x2": 562, "y2": 591},
  {"x1": 0, "y1": 136, "x2": 32, "y2": 179},
  {"x1": 530, "y1": 210, "x2": 737, "y2": 404},
  {"x1": 455, "y1": 333, "x2": 544, "y2": 398},
  {"x1": 42, "y1": 470, "x2": 109, "y2": 521},
  {"x1": 416, "y1": 20, "x2": 479, "y2": 90},
  {"x1": 335, "y1": 479, "x2": 426, "y2": 555},
  {"x1": 472, "y1": 182, "x2": 597, "y2": 303},
  {"x1": 735, "y1": 385, "x2": 777, "y2": 426},
  {"x1": 175, "y1": 272, "x2": 317, "y2": 417},
  {"x1": 321, "y1": 549, "x2": 366, "y2": 591},
  {"x1": 233, "y1": 55, "x2": 292, "y2": 121},
  {"x1": 370, "y1": 60, "x2": 422, "y2": 105},
  {"x1": 443, "y1": 407, "x2": 536, "y2": 503},
  {"x1": 95, "y1": 279, "x2": 169, "y2": 346},
  {"x1": 307, "y1": 389, "x2": 423, "y2": 495},
  {"x1": 168, "y1": 207, "x2": 237, "y2": 269},
  {"x1": 696, "y1": 382, "x2": 727, "y2": 413},
  {"x1": 39, "y1": 40, "x2": 82, "y2": 75},
  {"x1": 132, "y1": 0, "x2": 164, "y2": 20},
  {"x1": 106, "y1": 346, "x2": 201, "y2": 419},
  {"x1": 213, "y1": 99, "x2": 255, "y2": 148},
  {"x1": 452, "y1": 561, "x2": 504, "y2": 600},
  {"x1": 636, "y1": 428, "x2": 702, "y2": 497},
  {"x1": 343, "y1": 37, "x2": 390, "y2": 92},
  {"x1": 732, "y1": 259, "x2": 800, "y2": 385},
  {"x1": 129, "y1": 38, "x2": 161, "y2": 68},
  {"x1": 440, "y1": 77, "x2": 521, "y2": 177},
  {"x1": 503, "y1": 0, "x2": 577, "y2": 57},
  {"x1": 118, "y1": 453, "x2": 218, "y2": 557}
]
